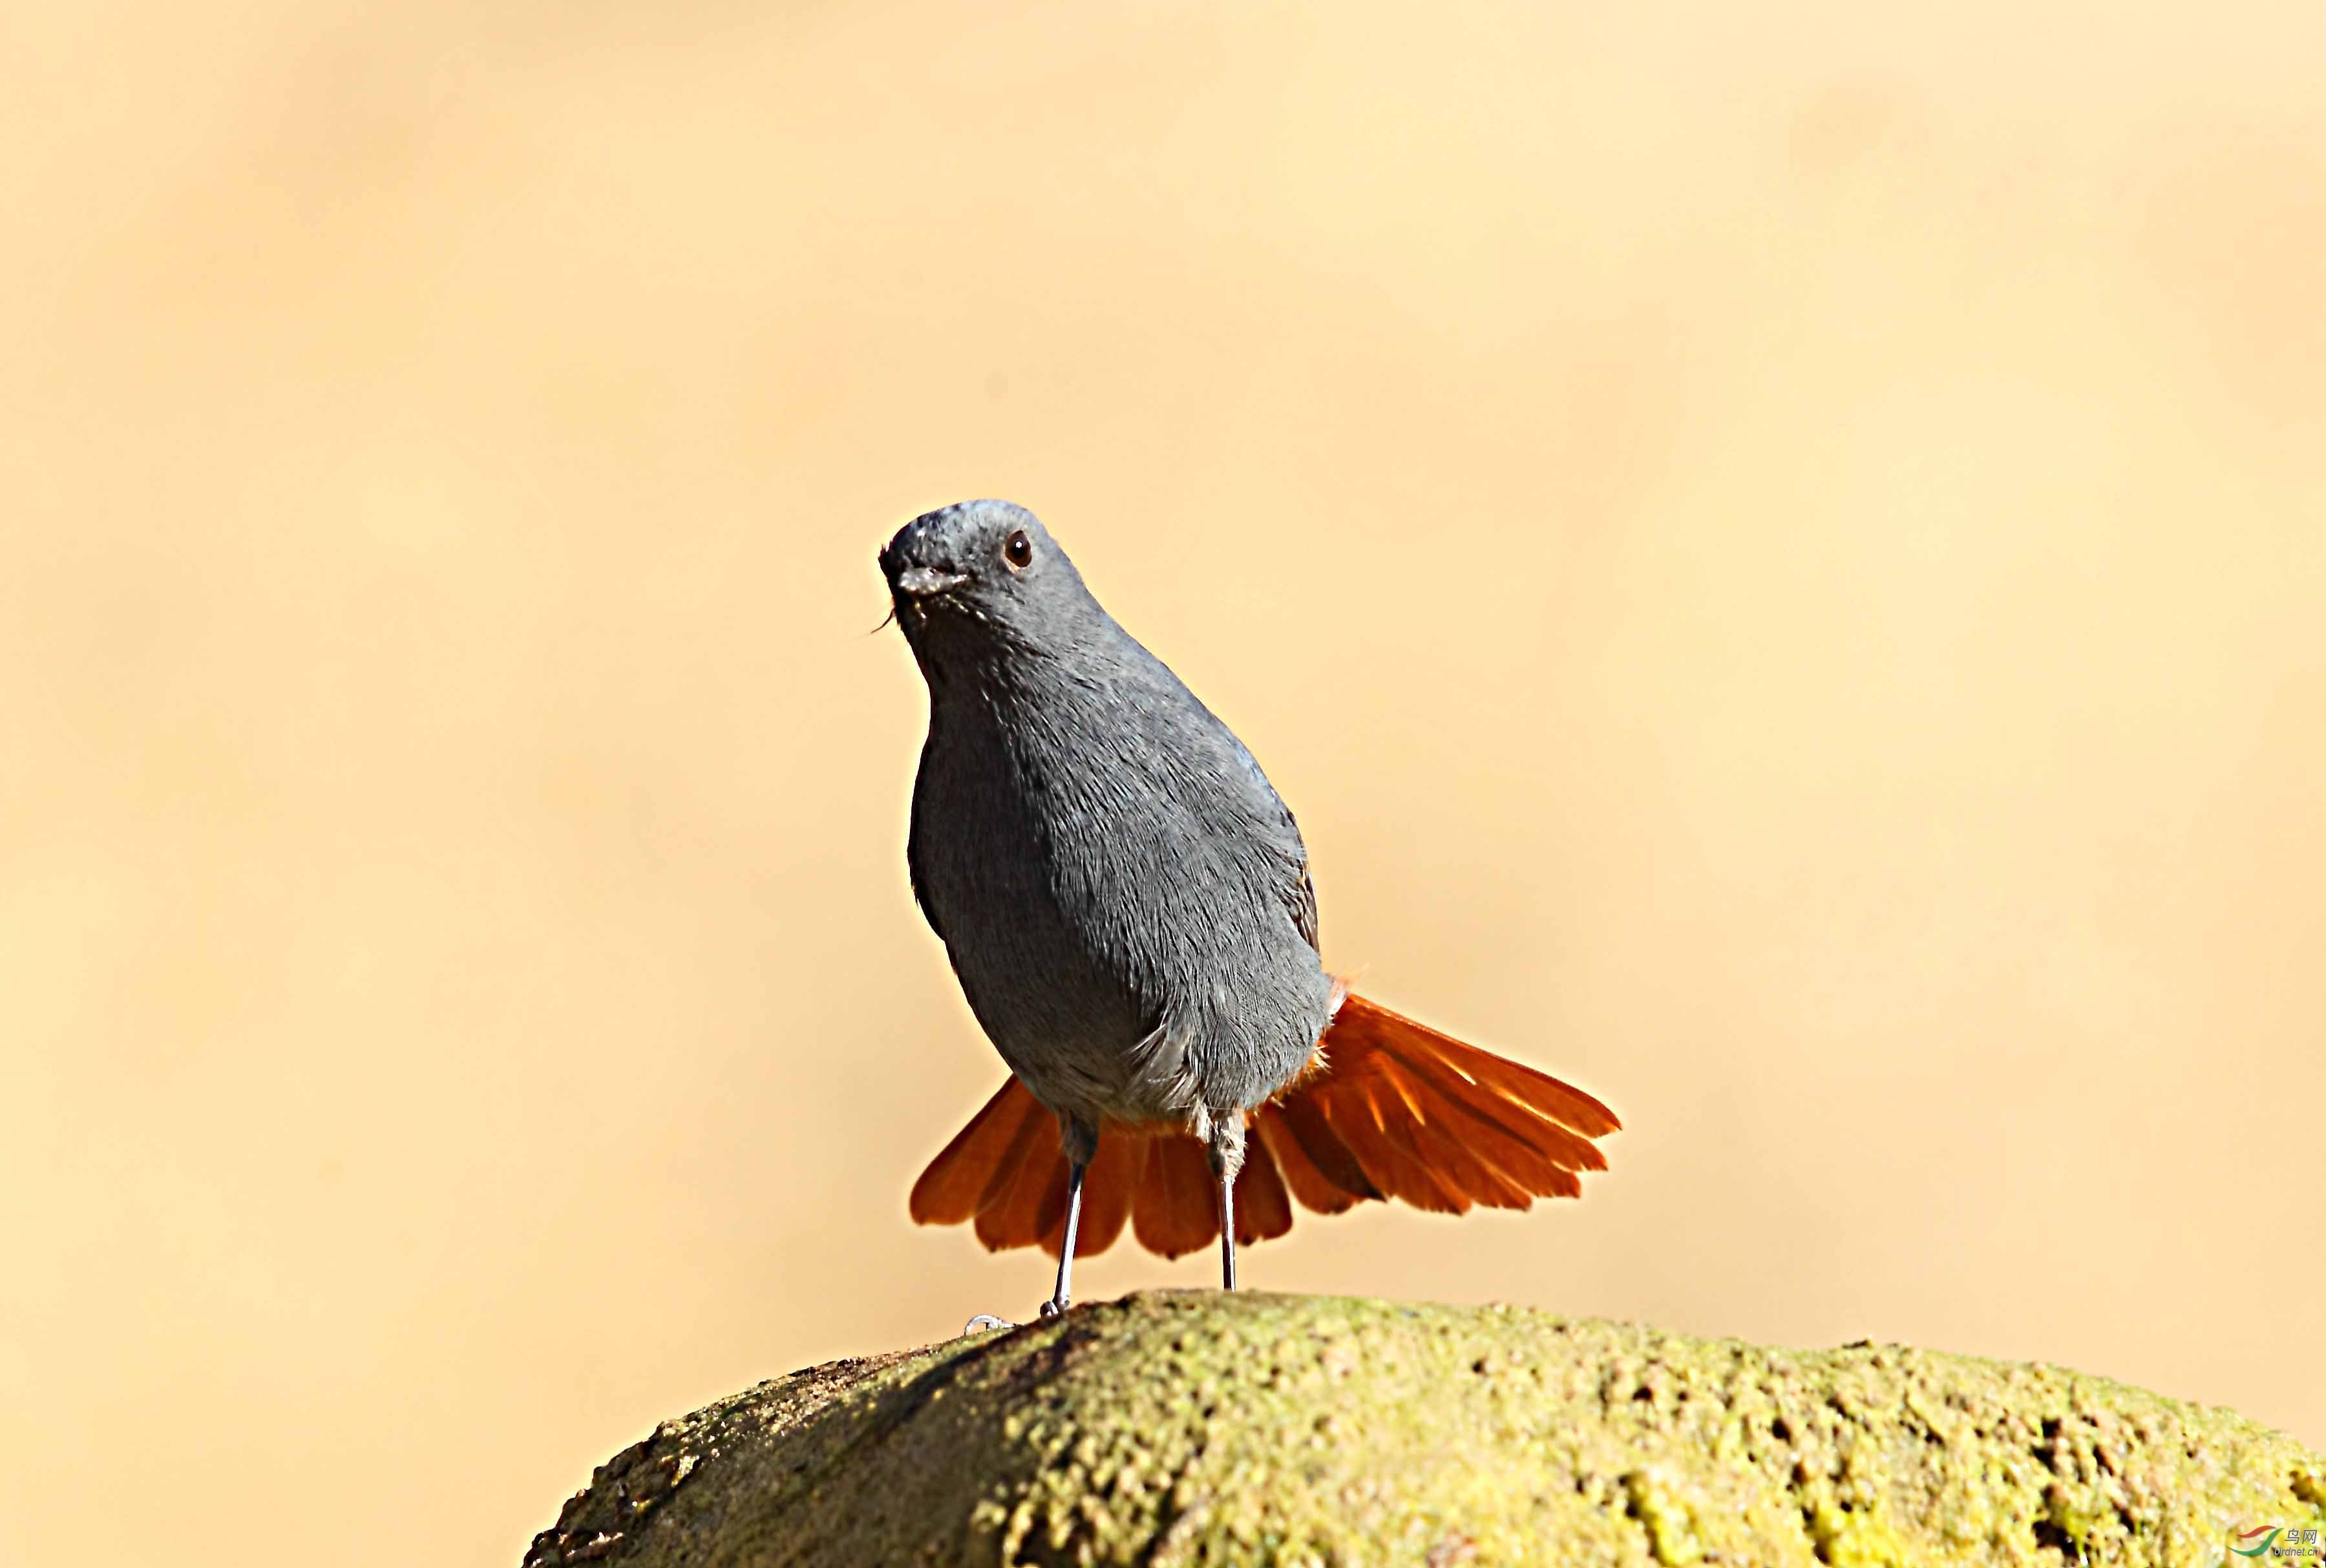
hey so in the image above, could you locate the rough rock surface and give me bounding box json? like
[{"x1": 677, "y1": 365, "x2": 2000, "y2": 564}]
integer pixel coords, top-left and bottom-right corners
[{"x1": 522, "y1": 1291, "x2": 2323, "y2": 1567}]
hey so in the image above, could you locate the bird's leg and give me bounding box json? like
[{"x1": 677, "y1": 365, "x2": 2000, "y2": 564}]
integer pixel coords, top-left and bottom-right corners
[
  {"x1": 1040, "y1": 1160, "x2": 1087, "y2": 1318},
  {"x1": 1217, "y1": 1176, "x2": 1238, "y2": 1291},
  {"x1": 1040, "y1": 1114, "x2": 1099, "y2": 1319},
  {"x1": 1206, "y1": 1116, "x2": 1245, "y2": 1293}
]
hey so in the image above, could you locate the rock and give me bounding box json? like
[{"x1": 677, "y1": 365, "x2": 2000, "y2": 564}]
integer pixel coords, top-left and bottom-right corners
[{"x1": 522, "y1": 1291, "x2": 2324, "y2": 1567}]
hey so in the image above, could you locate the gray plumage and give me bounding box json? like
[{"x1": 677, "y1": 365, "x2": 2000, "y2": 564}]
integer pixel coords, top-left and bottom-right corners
[{"x1": 881, "y1": 500, "x2": 1335, "y2": 1183}]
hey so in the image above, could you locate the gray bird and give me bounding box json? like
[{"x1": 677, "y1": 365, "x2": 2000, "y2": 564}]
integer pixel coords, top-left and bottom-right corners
[{"x1": 882, "y1": 499, "x2": 1618, "y2": 1320}]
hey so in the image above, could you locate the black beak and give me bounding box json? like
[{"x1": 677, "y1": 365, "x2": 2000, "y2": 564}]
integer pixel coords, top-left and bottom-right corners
[{"x1": 892, "y1": 565, "x2": 970, "y2": 597}]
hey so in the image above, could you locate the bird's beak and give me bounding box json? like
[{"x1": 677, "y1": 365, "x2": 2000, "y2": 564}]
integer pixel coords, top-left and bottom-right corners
[{"x1": 893, "y1": 566, "x2": 970, "y2": 598}]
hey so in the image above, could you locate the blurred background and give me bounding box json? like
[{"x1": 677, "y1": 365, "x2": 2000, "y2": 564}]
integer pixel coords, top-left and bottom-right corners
[{"x1": 5, "y1": 1, "x2": 2322, "y2": 1564}]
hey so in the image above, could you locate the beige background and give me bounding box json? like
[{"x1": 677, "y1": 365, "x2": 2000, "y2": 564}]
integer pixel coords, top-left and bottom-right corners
[{"x1": 5, "y1": 3, "x2": 2322, "y2": 1565}]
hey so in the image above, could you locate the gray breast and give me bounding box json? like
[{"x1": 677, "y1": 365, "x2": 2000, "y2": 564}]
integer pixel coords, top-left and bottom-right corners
[{"x1": 908, "y1": 655, "x2": 1333, "y2": 1127}]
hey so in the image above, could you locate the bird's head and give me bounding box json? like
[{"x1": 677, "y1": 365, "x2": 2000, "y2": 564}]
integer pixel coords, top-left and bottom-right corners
[{"x1": 878, "y1": 500, "x2": 1095, "y2": 676}]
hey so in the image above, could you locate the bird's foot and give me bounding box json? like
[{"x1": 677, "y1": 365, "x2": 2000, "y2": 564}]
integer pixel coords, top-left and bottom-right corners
[{"x1": 960, "y1": 1294, "x2": 1070, "y2": 1336}]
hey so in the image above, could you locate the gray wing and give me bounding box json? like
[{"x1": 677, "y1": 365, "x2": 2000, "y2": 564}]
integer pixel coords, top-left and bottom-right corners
[
  {"x1": 907, "y1": 832, "x2": 944, "y2": 943},
  {"x1": 1214, "y1": 721, "x2": 1320, "y2": 953},
  {"x1": 904, "y1": 741, "x2": 947, "y2": 944},
  {"x1": 1101, "y1": 623, "x2": 1323, "y2": 959}
]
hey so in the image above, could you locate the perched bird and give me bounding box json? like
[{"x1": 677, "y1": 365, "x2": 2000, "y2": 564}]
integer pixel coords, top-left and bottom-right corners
[{"x1": 881, "y1": 500, "x2": 1618, "y2": 1318}]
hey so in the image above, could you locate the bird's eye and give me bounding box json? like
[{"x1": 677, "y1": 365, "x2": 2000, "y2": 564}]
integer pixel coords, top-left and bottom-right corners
[{"x1": 1003, "y1": 529, "x2": 1033, "y2": 570}]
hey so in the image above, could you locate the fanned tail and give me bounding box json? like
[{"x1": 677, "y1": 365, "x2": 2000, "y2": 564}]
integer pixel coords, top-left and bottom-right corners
[{"x1": 905, "y1": 989, "x2": 1620, "y2": 1261}]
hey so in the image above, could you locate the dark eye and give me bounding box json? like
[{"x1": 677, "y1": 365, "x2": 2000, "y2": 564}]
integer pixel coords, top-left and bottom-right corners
[{"x1": 1003, "y1": 529, "x2": 1033, "y2": 569}]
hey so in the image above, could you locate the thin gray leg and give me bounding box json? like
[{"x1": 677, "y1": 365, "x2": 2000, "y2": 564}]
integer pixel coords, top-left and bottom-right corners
[
  {"x1": 1217, "y1": 1169, "x2": 1238, "y2": 1291},
  {"x1": 1039, "y1": 1160, "x2": 1086, "y2": 1318},
  {"x1": 1205, "y1": 1116, "x2": 1244, "y2": 1293},
  {"x1": 1039, "y1": 1114, "x2": 1099, "y2": 1320}
]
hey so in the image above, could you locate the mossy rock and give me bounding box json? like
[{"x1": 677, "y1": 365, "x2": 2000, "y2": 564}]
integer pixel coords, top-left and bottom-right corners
[{"x1": 522, "y1": 1291, "x2": 2323, "y2": 1567}]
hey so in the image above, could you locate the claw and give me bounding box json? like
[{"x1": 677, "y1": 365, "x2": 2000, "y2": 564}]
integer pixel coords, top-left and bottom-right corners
[{"x1": 962, "y1": 1313, "x2": 1015, "y2": 1335}]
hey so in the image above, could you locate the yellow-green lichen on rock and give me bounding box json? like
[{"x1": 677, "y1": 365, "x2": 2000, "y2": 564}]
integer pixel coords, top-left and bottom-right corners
[{"x1": 522, "y1": 1291, "x2": 2323, "y2": 1568}]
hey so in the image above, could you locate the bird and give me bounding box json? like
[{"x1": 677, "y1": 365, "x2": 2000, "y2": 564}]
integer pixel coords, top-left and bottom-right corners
[{"x1": 880, "y1": 499, "x2": 1618, "y2": 1319}]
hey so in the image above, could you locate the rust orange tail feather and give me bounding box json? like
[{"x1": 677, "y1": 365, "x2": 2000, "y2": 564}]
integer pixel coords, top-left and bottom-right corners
[{"x1": 907, "y1": 991, "x2": 1620, "y2": 1261}]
